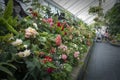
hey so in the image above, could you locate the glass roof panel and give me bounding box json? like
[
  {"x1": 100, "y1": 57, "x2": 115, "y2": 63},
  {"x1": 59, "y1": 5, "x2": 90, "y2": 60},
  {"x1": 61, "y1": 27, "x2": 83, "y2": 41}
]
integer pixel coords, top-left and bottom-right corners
[{"x1": 52, "y1": 0, "x2": 116, "y2": 24}]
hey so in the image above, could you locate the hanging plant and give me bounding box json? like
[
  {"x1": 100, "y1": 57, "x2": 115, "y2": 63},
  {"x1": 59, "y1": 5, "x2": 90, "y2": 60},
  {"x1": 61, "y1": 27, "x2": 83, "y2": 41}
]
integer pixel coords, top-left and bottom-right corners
[
  {"x1": 89, "y1": 6, "x2": 103, "y2": 14},
  {"x1": 93, "y1": 17, "x2": 99, "y2": 22}
]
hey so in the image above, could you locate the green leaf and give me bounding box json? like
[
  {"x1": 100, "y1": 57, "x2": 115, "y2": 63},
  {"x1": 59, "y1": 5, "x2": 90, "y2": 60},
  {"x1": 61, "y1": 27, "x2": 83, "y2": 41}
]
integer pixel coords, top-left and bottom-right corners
[
  {"x1": 25, "y1": 61, "x2": 35, "y2": 71},
  {"x1": 3, "y1": 0, "x2": 13, "y2": 19},
  {"x1": 46, "y1": 62, "x2": 56, "y2": 68},
  {"x1": 0, "y1": 33, "x2": 13, "y2": 42},
  {"x1": 0, "y1": 66, "x2": 13, "y2": 76},
  {"x1": 0, "y1": 62, "x2": 17, "y2": 70},
  {"x1": 63, "y1": 63, "x2": 72, "y2": 72},
  {"x1": 0, "y1": 18, "x2": 18, "y2": 35}
]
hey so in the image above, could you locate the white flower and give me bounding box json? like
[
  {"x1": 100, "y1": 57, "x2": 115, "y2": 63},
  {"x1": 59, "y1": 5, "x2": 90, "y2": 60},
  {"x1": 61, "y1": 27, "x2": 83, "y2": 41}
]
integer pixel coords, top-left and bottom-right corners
[
  {"x1": 24, "y1": 45, "x2": 28, "y2": 48},
  {"x1": 17, "y1": 49, "x2": 31, "y2": 57},
  {"x1": 33, "y1": 23, "x2": 38, "y2": 30},
  {"x1": 17, "y1": 52, "x2": 24, "y2": 57},
  {"x1": 24, "y1": 18, "x2": 27, "y2": 22},
  {"x1": 23, "y1": 49, "x2": 31, "y2": 57},
  {"x1": 11, "y1": 39, "x2": 23, "y2": 46}
]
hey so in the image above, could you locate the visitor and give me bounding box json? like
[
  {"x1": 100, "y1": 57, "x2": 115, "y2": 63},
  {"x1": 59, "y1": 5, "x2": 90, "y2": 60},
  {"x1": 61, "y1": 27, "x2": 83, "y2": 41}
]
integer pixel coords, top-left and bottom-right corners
[
  {"x1": 104, "y1": 31, "x2": 109, "y2": 41},
  {"x1": 96, "y1": 29, "x2": 102, "y2": 42}
]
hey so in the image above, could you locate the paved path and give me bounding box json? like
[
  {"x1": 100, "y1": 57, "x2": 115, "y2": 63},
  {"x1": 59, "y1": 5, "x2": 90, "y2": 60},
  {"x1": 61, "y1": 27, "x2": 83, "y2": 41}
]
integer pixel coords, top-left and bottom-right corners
[{"x1": 83, "y1": 42, "x2": 120, "y2": 80}]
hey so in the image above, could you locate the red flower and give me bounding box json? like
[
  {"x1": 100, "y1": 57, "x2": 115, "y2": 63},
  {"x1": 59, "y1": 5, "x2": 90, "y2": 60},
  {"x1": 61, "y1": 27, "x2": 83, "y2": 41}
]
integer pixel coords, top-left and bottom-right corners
[
  {"x1": 43, "y1": 56, "x2": 53, "y2": 63},
  {"x1": 57, "y1": 22, "x2": 61, "y2": 27},
  {"x1": 47, "y1": 67, "x2": 54, "y2": 73},
  {"x1": 55, "y1": 35, "x2": 62, "y2": 46}
]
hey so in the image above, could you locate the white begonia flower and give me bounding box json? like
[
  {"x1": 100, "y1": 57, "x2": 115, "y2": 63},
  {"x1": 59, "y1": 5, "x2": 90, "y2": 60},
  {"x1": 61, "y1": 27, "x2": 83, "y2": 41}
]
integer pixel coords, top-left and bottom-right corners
[
  {"x1": 33, "y1": 23, "x2": 38, "y2": 30},
  {"x1": 17, "y1": 49, "x2": 30, "y2": 57},
  {"x1": 23, "y1": 49, "x2": 31, "y2": 57},
  {"x1": 24, "y1": 45, "x2": 28, "y2": 48},
  {"x1": 17, "y1": 52, "x2": 24, "y2": 57},
  {"x1": 11, "y1": 39, "x2": 23, "y2": 46}
]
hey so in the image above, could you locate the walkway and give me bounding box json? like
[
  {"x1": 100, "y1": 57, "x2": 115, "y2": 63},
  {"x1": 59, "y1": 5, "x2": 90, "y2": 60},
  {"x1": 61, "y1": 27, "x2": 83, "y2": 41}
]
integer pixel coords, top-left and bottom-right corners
[{"x1": 83, "y1": 42, "x2": 120, "y2": 80}]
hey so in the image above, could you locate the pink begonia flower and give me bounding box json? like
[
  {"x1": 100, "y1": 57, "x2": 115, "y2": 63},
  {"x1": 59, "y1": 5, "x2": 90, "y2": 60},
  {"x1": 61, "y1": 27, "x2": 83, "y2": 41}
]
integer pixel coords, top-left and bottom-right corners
[
  {"x1": 74, "y1": 51, "x2": 80, "y2": 58},
  {"x1": 47, "y1": 18, "x2": 53, "y2": 27},
  {"x1": 25, "y1": 27, "x2": 38, "y2": 38},
  {"x1": 61, "y1": 54, "x2": 67, "y2": 60},
  {"x1": 58, "y1": 45, "x2": 67, "y2": 51},
  {"x1": 42, "y1": 18, "x2": 53, "y2": 26},
  {"x1": 47, "y1": 18, "x2": 53, "y2": 23},
  {"x1": 55, "y1": 35, "x2": 62, "y2": 46}
]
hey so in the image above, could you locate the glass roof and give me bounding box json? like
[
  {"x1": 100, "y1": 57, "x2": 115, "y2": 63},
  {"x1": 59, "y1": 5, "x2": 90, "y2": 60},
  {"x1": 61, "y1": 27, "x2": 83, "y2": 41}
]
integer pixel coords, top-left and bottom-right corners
[{"x1": 52, "y1": 0, "x2": 116, "y2": 25}]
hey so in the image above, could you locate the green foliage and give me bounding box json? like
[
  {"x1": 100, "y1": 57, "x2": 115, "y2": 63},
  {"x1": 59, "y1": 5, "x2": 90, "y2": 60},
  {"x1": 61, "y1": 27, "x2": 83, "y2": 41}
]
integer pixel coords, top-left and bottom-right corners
[
  {"x1": 63, "y1": 63, "x2": 72, "y2": 72},
  {"x1": 3, "y1": 0, "x2": 13, "y2": 19},
  {"x1": 51, "y1": 71, "x2": 72, "y2": 80},
  {"x1": 89, "y1": 6, "x2": 103, "y2": 15},
  {"x1": 105, "y1": 3, "x2": 120, "y2": 35},
  {"x1": 0, "y1": 18, "x2": 18, "y2": 35},
  {"x1": 0, "y1": 62, "x2": 17, "y2": 80},
  {"x1": 115, "y1": 34, "x2": 120, "y2": 41},
  {"x1": 0, "y1": 34, "x2": 13, "y2": 42}
]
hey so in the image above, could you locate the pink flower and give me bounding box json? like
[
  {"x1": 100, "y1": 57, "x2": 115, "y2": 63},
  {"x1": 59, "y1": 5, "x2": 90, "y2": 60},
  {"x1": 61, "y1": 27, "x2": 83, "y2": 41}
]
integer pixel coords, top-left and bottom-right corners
[
  {"x1": 47, "y1": 18, "x2": 53, "y2": 23},
  {"x1": 74, "y1": 51, "x2": 80, "y2": 58},
  {"x1": 58, "y1": 45, "x2": 67, "y2": 51},
  {"x1": 47, "y1": 18, "x2": 53, "y2": 27},
  {"x1": 25, "y1": 27, "x2": 38, "y2": 38},
  {"x1": 61, "y1": 54, "x2": 67, "y2": 60},
  {"x1": 55, "y1": 35, "x2": 62, "y2": 46}
]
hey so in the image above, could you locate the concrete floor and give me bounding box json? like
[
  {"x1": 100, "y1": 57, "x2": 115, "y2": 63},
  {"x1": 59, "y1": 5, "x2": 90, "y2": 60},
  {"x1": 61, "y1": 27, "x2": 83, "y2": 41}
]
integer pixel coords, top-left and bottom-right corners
[{"x1": 83, "y1": 42, "x2": 120, "y2": 80}]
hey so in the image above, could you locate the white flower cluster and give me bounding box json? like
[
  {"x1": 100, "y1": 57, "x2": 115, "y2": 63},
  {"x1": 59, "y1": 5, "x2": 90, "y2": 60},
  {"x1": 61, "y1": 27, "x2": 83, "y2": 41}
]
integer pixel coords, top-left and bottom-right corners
[
  {"x1": 11, "y1": 39, "x2": 23, "y2": 46},
  {"x1": 17, "y1": 49, "x2": 31, "y2": 57}
]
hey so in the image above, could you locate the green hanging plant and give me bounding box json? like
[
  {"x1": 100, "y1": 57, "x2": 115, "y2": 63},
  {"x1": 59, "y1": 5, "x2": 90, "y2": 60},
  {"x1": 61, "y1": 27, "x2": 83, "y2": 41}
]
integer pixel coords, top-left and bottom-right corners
[{"x1": 89, "y1": 6, "x2": 103, "y2": 14}]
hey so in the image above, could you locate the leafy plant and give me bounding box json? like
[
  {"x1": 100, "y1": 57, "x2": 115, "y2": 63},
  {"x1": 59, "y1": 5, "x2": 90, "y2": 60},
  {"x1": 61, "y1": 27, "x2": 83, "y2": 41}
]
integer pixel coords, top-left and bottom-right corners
[
  {"x1": 105, "y1": 3, "x2": 120, "y2": 35},
  {"x1": 0, "y1": 62, "x2": 17, "y2": 80}
]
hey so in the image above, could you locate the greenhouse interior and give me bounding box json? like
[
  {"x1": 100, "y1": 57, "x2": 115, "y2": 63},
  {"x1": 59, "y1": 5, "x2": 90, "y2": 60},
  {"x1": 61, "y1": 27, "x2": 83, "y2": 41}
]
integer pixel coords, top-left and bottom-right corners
[{"x1": 0, "y1": 0, "x2": 120, "y2": 80}]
